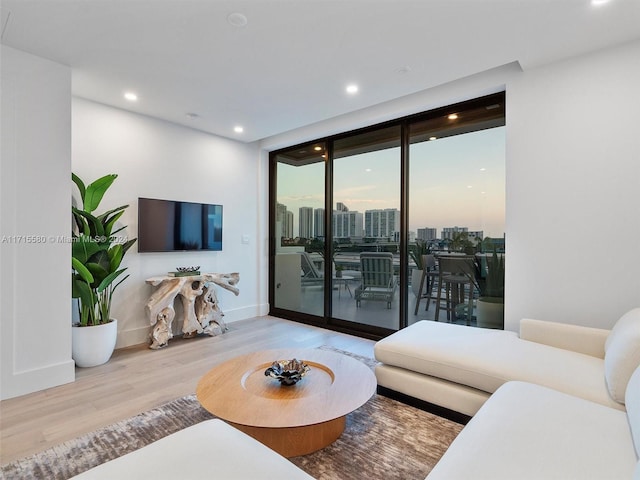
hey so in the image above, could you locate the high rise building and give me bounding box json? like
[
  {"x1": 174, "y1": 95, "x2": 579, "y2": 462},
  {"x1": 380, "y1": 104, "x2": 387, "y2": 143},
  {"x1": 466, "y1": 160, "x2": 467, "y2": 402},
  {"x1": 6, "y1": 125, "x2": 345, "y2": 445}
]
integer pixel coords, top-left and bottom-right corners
[
  {"x1": 284, "y1": 211, "x2": 294, "y2": 238},
  {"x1": 416, "y1": 227, "x2": 437, "y2": 241},
  {"x1": 336, "y1": 202, "x2": 349, "y2": 212},
  {"x1": 333, "y1": 210, "x2": 363, "y2": 238},
  {"x1": 313, "y1": 208, "x2": 325, "y2": 238},
  {"x1": 441, "y1": 226, "x2": 468, "y2": 240},
  {"x1": 276, "y1": 202, "x2": 294, "y2": 239},
  {"x1": 365, "y1": 208, "x2": 400, "y2": 238},
  {"x1": 299, "y1": 207, "x2": 313, "y2": 239}
]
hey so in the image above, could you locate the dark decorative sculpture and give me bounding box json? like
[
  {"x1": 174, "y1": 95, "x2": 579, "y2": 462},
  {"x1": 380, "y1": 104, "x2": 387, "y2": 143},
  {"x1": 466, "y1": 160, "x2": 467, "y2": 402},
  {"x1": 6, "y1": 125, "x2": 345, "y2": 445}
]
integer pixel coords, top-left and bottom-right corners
[{"x1": 264, "y1": 358, "x2": 310, "y2": 386}]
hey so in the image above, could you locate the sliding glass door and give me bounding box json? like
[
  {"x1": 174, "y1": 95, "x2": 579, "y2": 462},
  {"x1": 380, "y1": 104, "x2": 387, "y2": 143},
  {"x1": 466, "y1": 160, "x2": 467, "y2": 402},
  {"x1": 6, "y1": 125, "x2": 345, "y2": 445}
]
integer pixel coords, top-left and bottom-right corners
[
  {"x1": 332, "y1": 126, "x2": 402, "y2": 330},
  {"x1": 270, "y1": 92, "x2": 506, "y2": 338},
  {"x1": 408, "y1": 102, "x2": 506, "y2": 327},
  {"x1": 272, "y1": 142, "x2": 326, "y2": 317}
]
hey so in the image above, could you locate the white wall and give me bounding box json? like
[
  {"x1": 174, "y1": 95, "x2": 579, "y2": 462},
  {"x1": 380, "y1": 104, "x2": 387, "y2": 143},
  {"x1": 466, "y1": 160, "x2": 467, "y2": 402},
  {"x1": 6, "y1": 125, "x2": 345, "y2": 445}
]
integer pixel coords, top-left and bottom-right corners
[
  {"x1": 262, "y1": 40, "x2": 640, "y2": 331},
  {"x1": 72, "y1": 98, "x2": 266, "y2": 348},
  {"x1": 1, "y1": 46, "x2": 75, "y2": 399},
  {"x1": 3, "y1": 39, "x2": 638, "y2": 401},
  {"x1": 506, "y1": 40, "x2": 640, "y2": 329}
]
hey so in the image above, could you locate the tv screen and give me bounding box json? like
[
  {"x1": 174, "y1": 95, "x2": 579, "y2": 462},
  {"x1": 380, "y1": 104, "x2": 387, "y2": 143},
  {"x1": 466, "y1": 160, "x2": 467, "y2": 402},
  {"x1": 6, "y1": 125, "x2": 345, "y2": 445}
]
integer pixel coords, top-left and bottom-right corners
[{"x1": 138, "y1": 197, "x2": 223, "y2": 252}]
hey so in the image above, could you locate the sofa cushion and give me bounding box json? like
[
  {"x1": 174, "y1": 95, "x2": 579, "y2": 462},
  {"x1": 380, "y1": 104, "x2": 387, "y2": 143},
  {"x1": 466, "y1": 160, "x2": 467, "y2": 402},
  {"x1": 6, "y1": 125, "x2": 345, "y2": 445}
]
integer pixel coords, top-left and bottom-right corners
[
  {"x1": 375, "y1": 321, "x2": 621, "y2": 410},
  {"x1": 426, "y1": 381, "x2": 637, "y2": 480},
  {"x1": 69, "y1": 419, "x2": 315, "y2": 479},
  {"x1": 626, "y1": 365, "x2": 640, "y2": 459},
  {"x1": 604, "y1": 308, "x2": 640, "y2": 404}
]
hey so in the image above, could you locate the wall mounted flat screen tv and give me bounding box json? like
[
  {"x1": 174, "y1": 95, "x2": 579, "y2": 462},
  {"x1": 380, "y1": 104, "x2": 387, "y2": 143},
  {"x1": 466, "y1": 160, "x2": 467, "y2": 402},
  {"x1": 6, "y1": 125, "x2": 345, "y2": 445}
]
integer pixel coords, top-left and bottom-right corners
[{"x1": 138, "y1": 197, "x2": 223, "y2": 252}]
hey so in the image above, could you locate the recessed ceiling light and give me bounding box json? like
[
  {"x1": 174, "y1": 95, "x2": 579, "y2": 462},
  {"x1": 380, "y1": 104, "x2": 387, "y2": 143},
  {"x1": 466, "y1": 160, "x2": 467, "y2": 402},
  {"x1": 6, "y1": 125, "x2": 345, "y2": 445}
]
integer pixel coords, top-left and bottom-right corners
[
  {"x1": 447, "y1": 113, "x2": 458, "y2": 120},
  {"x1": 227, "y1": 13, "x2": 248, "y2": 27},
  {"x1": 591, "y1": 0, "x2": 610, "y2": 6},
  {"x1": 314, "y1": 146, "x2": 322, "y2": 151},
  {"x1": 234, "y1": 126, "x2": 244, "y2": 133},
  {"x1": 124, "y1": 92, "x2": 138, "y2": 101},
  {"x1": 365, "y1": 168, "x2": 372, "y2": 172},
  {"x1": 346, "y1": 84, "x2": 359, "y2": 94},
  {"x1": 480, "y1": 167, "x2": 486, "y2": 171},
  {"x1": 429, "y1": 136, "x2": 437, "y2": 141}
]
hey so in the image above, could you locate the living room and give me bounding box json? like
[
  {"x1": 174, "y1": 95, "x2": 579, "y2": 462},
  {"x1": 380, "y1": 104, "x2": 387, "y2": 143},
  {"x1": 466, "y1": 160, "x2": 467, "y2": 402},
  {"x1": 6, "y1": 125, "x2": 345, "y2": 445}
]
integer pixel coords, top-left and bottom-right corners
[{"x1": 2, "y1": 1, "x2": 640, "y2": 478}]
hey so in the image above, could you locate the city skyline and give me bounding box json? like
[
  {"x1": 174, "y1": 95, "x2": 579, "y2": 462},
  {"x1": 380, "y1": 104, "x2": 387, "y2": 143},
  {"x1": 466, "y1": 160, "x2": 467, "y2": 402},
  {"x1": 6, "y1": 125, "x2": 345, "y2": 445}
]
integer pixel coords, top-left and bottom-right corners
[
  {"x1": 278, "y1": 201, "x2": 498, "y2": 242},
  {"x1": 277, "y1": 126, "x2": 505, "y2": 238}
]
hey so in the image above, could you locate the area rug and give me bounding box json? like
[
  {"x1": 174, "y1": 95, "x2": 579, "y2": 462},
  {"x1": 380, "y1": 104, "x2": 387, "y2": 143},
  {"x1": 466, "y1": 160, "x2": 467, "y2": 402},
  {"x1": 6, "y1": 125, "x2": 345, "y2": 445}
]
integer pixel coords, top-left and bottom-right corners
[{"x1": 1, "y1": 349, "x2": 463, "y2": 480}]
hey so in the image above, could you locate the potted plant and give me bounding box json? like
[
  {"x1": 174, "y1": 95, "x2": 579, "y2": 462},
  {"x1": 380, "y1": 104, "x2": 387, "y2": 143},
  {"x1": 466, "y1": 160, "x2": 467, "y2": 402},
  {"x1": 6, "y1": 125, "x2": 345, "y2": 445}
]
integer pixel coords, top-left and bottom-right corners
[
  {"x1": 474, "y1": 251, "x2": 505, "y2": 329},
  {"x1": 409, "y1": 240, "x2": 430, "y2": 297},
  {"x1": 71, "y1": 173, "x2": 136, "y2": 367}
]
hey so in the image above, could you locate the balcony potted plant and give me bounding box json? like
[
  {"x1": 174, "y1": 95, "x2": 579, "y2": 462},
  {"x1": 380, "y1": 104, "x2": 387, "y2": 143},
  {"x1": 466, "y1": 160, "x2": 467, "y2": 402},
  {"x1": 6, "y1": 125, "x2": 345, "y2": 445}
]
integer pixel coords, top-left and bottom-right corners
[
  {"x1": 71, "y1": 173, "x2": 136, "y2": 367},
  {"x1": 409, "y1": 240, "x2": 430, "y2": 297},
  {"x1": 474, "y1": 251, "x2": 505, "y2": 329}
]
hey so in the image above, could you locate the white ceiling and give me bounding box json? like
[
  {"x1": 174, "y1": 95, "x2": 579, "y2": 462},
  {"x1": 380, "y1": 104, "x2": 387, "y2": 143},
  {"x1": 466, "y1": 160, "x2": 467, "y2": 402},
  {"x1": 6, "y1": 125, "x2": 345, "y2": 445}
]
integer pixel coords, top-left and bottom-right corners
[{"x1": 1, "y1": 0, "x2": 639, "y2": 143}]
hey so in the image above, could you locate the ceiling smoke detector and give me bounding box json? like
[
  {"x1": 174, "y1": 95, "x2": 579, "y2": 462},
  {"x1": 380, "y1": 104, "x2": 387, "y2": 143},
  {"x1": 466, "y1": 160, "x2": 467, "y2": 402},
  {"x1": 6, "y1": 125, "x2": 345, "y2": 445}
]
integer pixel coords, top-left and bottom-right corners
[{"x1": 227, "y1": 13, "x2": 248, "y2": 28}]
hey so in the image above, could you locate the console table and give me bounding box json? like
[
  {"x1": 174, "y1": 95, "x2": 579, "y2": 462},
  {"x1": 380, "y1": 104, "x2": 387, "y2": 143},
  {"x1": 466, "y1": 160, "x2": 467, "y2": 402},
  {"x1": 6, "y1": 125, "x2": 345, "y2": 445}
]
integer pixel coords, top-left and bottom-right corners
[{"x1": 145, "y1": 272, "x2": 239, "y2": 349}]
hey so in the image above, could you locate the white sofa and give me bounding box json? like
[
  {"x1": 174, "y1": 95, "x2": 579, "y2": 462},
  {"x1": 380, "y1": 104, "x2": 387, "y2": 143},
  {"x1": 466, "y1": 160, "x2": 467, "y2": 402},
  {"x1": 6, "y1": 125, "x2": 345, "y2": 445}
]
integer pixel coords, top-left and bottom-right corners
[
  {"x1": 375, "y1": 308, "x2": 640, "y2": 416},
  {"x1": 69, "y1": 418, "x2": 314, "y2": 480},
  {"x1": 426, "y1": 368, "x2": 640, "y2": 479},
  {"x1": 375, "y1": 307, "x2": 640, "y2": 479}
]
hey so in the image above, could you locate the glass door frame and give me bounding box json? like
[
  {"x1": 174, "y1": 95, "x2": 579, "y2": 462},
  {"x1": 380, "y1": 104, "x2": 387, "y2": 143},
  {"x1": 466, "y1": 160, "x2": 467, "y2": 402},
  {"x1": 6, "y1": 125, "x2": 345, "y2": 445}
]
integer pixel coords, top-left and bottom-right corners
[{"x1": 269, "y1": 92, "x2": 506, "y2": 341}]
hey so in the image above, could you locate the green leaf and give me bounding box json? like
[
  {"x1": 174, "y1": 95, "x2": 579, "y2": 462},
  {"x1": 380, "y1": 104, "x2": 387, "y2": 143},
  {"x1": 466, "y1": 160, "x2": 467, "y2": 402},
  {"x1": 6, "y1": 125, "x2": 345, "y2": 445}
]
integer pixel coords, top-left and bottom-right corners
[
  {"x1": 86, "y1": 262, "x2": 109, "y2": 285},
  {"x1": 97, "y1": 268, "x2": 127, "y2": 293},
  {"x1": 72, "y1": 236, "x2": 105, "y2": 264},
  {"x1": 72, "y1": 208, "x2": 105, "y2": 237},
  {"x1": 108, "y1": 244, "x2": 124, "y2": 272},
  {"x1": 72, "y1": 173, "x2": 86, "y2": 203},
  {"x1": 72, "y1": 257, "x2": 94, "y2": 283},
  {"x1": 110, "y1": 273, "x2": 130, "y2": 296},
  {"x1": 103, "y1": 210, "x2": 124, "y2": 237},
  {"x1": 83, "y1": 174, "x2": 117, "y2": 213},
  {"x1": 89, "y1": 249, "x2": 111, "y2": 273},
  {"x1": 72, "y1": 279, "x2": 95, "y2": 319},
  {"x1": 98, "y1": 204, "x2": 128, "y2": 222},
  {"x1": 120, "y1": 238, "x2": 137, "y2": 256}
]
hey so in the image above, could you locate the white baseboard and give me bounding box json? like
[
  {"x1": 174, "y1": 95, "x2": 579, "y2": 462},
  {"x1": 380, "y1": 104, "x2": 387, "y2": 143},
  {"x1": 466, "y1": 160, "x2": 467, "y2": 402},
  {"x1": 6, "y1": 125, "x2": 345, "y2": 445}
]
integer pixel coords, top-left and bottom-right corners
[{"x1": 1, "y1": 359, "x2": 75, "y2": 400}]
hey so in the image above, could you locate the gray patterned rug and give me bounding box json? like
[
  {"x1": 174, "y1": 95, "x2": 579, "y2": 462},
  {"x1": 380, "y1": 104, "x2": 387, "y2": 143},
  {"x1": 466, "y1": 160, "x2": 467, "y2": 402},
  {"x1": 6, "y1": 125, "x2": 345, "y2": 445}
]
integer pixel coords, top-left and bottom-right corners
[{"x1": 1, "y1": 349, "x2": 463, "y2": 480}]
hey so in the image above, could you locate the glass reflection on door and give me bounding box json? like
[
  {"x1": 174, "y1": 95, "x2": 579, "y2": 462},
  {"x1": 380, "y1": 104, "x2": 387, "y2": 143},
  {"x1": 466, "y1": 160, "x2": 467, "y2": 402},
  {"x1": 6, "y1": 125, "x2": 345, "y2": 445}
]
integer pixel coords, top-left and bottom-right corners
[
  {"x1": 273, "y1": 143, "x2": 326, "y2": 317},
  {"x1": 408, "y1": 108, "x2": 505, "y2": 328},
  {"x1": 332, "y1": 126, "x2": 401, "y2": 330}
]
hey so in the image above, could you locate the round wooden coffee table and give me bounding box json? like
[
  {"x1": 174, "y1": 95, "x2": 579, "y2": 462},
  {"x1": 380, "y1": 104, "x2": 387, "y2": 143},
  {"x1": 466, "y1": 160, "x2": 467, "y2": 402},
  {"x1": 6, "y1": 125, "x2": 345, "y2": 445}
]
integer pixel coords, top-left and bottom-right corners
[{"x1": 196, "y1": 348, "x2": 376, "y2": 457}]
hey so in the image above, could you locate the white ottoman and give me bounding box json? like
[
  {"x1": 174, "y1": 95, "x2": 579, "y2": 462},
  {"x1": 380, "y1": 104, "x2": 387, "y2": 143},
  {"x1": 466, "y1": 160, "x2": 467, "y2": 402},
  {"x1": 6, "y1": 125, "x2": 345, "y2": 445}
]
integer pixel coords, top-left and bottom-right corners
[{"x1": 69, "y1": 419, "x2": 315, "y2": 479}]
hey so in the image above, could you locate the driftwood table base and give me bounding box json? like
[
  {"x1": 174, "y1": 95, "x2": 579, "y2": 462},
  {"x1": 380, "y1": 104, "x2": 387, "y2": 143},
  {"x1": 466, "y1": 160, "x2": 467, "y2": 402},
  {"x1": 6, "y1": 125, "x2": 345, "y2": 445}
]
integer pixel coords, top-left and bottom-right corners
[{"x1": 145, "y1": 273, "x2": 239, "y2": 349}]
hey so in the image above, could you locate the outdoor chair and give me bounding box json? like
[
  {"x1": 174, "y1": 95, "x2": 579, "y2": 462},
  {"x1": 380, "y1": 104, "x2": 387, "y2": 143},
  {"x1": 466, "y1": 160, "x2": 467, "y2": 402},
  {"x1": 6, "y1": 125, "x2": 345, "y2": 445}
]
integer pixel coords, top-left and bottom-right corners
[
  {"x1": 300, "y1": 252, "x2": 325, "y2": 289},
  {"x1": 355, "y1": 252, "x2": 397, "y2": 309},
  {"x1": 435, "y1": 255, "x2": 477, "y2": 325},
  {"x1": 414, "y1": 254, "x2": 439, "y2": 315}
]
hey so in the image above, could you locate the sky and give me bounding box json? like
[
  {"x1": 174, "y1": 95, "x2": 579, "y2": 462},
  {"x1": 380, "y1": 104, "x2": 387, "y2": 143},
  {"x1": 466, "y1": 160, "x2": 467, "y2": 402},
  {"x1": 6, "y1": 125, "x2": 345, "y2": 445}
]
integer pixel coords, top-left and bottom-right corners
[{"x1": 277, "y1": 126, "x2": 505, "y2": 239}]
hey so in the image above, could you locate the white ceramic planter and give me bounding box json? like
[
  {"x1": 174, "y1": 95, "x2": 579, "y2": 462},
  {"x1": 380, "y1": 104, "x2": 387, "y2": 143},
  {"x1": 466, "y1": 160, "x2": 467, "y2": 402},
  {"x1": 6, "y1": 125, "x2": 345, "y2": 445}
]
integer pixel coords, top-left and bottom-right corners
[
  {"x1": 72, "y1": 319, "x2": 118, "y2": 368},
  {"x1": 476, "y1": 298, "x2": 504, "y2": 329}
]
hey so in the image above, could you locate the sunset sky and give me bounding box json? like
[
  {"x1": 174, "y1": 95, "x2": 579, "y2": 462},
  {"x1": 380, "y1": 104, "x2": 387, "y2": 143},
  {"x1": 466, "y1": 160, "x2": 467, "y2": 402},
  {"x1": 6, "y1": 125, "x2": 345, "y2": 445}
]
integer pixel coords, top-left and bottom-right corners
[{"x1": 278, "y1": 126, "x2": 505, "y2": 239}]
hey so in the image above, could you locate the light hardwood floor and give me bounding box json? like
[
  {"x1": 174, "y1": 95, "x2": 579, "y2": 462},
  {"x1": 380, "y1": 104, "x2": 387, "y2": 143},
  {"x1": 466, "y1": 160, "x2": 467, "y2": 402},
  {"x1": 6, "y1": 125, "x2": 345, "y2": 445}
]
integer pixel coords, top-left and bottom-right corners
[{"x1": 0, "y1": 316, "x2": 375, "y2": 465}]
